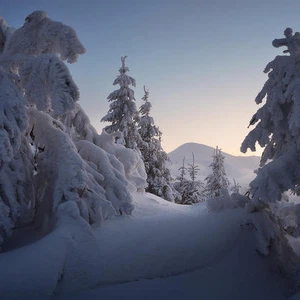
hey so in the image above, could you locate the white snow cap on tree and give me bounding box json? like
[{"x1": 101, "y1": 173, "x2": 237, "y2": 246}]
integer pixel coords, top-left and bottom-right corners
[
  {"x1": 0, "y1": 12, "x2": 145, "y2": 247},
  {"x1": 205, "y1": 146, "x2": 229, "y2": 198},
  {"x1": 242, "y1": 28, "x2": 300, "y2": 205},
  {"x1": 101, "y1": 56, "x2": 141, "y2": 150},
  {"x1": 4, "y1": 11, "x2": 86, "y2": 63}
]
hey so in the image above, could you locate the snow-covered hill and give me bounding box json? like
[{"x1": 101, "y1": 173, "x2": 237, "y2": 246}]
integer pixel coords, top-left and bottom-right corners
[{"x1": 168, "y1": 143, "x2": 260, "y2": 190}]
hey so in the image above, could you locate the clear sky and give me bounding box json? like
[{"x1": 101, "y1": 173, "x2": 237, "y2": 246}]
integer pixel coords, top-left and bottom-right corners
[{"x1": 2, "y1": 0, "x2": 300, "y2": 155}]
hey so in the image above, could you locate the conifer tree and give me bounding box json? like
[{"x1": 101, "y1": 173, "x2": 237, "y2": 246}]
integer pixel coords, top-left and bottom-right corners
[
  {"x1": 138, "y1": 86, "x2": 178, "y2": 202},
  {"x1": 0, "y1": 12, "x2": 146, "y2": 246},
  {"x1": 204, "y1": 146, "x2": 230, "y2": 198},
  {"x1": 174, "y1": 154, "x2": 204, "y2": 204},
  {"x1": 101, "y1": 56, "x2": 141, "y2": 150},
  {"x1": 241, "y1": 28, "x2": 300, "y2": 206}
]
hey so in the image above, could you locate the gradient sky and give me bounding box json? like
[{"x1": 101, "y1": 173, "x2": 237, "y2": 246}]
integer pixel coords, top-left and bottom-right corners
[{"x1": 2, "y1": 0, "x2": 300, "y2": 155}]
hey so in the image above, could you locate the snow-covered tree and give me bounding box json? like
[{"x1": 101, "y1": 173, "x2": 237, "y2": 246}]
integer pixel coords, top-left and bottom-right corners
[
  {"x1": 138, "y1": 86, "x2": 178, "y2": 202},
  {"x1": 174, "y1": 154, "x2": 204, "y2": 204},
  {"x1": 178, "y1": 157, "x2": 188, "y2": 186},
  {"x1": 101, "y1": 56, "x2": 141, "y2": 150},
  {"x1": 204, "y1": 146, "x2": 230, "y2": 198},
  {"x1": 230, "y1": 179, "x2": 241, "y2": 194},
  {"x1": 0, "y1": 11, "x2": 146, "y2": 246},
  {"x1": 241, "y1": 28, "x2": 300, "y2": 207}
]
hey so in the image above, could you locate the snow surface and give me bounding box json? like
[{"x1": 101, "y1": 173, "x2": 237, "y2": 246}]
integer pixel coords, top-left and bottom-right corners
[{"x1": 0, "y1": 192, "x2": 293, "y2": 300}]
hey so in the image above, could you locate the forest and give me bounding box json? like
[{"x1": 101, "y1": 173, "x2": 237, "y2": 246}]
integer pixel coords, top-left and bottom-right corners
[{"x1": 1, "y1": 10, "x2": 300, "y2": 300}]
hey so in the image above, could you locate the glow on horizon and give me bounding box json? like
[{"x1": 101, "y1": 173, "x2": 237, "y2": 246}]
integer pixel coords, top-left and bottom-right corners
[{"x1": 2, "y1": 0, "x2": 300, "y2": 156}]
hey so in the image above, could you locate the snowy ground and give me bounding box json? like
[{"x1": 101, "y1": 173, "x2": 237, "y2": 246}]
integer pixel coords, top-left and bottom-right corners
[{"x1": 0, "y1": 193, "x2": 294, "y2": 299}]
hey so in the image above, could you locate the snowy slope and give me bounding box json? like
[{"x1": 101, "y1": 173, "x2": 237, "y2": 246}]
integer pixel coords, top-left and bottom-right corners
[
  {"x1": 168, "y1": 142, "x2": 260, "y2": 190},
  {"x1": 0, "y1": 192, "x2": 292, "y2": 300}
]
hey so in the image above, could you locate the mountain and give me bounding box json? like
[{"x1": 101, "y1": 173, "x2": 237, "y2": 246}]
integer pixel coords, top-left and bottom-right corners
[{"x1": 168, "y1": 143, "x2": 260, "y2": 191}]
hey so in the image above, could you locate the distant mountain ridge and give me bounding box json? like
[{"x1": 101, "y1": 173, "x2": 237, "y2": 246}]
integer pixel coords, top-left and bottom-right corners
[{"x1": 168, "y1": 143, "x2": 260, "y2": 191}]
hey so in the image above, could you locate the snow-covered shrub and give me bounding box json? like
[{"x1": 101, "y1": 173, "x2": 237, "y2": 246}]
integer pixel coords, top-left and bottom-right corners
[
  {"x1": 206, "y1": 193, "x2": 249, "y2": 212},
  {"x1": 95, "y1": 129, "x2": 147, "y2": 192}
]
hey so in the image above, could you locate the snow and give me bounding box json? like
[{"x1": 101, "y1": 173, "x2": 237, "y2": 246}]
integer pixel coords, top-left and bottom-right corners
[
  {"x1": 0, "y1": 192, "x2": 292, "y2": 300},
  {"x1": 168, "y1": 142, "x2": 260, "y2": 191}
]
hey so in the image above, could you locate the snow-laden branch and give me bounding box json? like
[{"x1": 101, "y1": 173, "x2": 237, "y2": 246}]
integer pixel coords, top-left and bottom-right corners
[
  {"x1": 4, "y1": 11, "x2": 86, "y2": 63},
  {"x1": 19, "y1": 54, "x2": 79, "y2": 116}
]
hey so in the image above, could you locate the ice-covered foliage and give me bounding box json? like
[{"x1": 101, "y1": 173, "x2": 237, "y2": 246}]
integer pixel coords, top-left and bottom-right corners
[
  {"x1": 19, "y1": 54, "x2": 80, "y2": 117},
  {"x1": 0, "y1": 12, "x2": 142, "y2": 247},
  {"x1": 4, "y1": 11, "x2": 85, "y2": 63},
  {"x1": 101, "y1": 56, "x2": 141, "y2": 150},
  {"x1": 63, "y1": 103, "x2": 99, "y2": 143},
  {"x1": 95, "y1": 129, "x2": 147, "y2": 192},
  {"x1": 28, "y1": 109, "x2": 119, "y2": 228},
  {"x1": 241, "y1": 28, "x2": 300, "y2": 205},
  {"x1": 138, "y1": 86, "x2": 178, "y2": 202},
  {"x1": 204, "y1": 146, "x2": 230, "y2": 198},
  {"x1": 63, "y1": 104, "x2": 147, "y2": 193},
  {"x1": 0, "y1": 68, "x2": 34, "y2": 245}
]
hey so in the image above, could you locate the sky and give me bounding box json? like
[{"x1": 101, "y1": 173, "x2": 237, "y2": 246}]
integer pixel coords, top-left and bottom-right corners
[{"x1": 2, "y1": 0, "x2": 300, "y2": 156}]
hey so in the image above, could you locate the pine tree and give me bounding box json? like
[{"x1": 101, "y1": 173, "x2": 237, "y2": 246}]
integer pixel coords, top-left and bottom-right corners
[
  {"x1": 101, "y1": 56, "x2": 141, "y2": 150},
  {"x1": 241, "y1": 28, "x2": 300, "y2": 206},
  {"x1": 138, "y1": 86, "x2": 178, "y2": 202},
  {"x1": 204, "y1": 146, "x2": 230, "y2": 198}
]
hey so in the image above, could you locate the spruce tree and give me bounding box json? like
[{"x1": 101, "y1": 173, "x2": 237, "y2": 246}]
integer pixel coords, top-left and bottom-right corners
[
  {"x1": 138, "y1": 86, "x2": 178, "y2": 202},
  {"x1": 204, "y1": 146, "x2": 230, "y2": 198},
  {"x1": 0, "y1": 12, "x2": 145, "y2": 246},
  {"x1": 101, "y1": 56, "x2": 141, "y2": 150},
  {"x1": 241, "y1": 28, "x2": 300, "y2": 206},
  {"x1": 174, "y1": 154, "x2": 204, "y2": 204}
]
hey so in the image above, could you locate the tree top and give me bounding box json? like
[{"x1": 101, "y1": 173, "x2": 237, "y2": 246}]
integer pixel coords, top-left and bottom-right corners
[{"x1": 272, "y1": 28, "x2": 300, "y2": 60}]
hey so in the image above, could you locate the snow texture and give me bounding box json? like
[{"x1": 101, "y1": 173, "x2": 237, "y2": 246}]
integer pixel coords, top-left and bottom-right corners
[
  {"x1": 242, "y1": 28, "x2": 300, "y2": 205},
  {"x1": 4, "y1": 11, "x2": 86, "y2": 63},
  {"x1": 0, "y1": 193, "x2": 291, "y2": 300},
  {"x1": 0, "y1": 68, "x2": 33, "y2": 245}
]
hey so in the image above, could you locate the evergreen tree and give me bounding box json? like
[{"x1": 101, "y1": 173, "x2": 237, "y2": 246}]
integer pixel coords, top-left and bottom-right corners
[
  {"x1": 178, "y1": 157, "x2": 188, "y2": 186},
  {"x1": 204, "y1": 146, "x2": 230, "y2": 198},
  {"x1": 230, "y1": 178, "x2": 241, "y2": 194},
  {"x1": 101, "y1": 56, "x2": 141, "y2": 150},
  {"x1": 0, "y1": 11, "x2": 146, "y2": 247},
  {"x1": 241, "y1": 28, "x2": 300, "y2": 207},
  {"x1": 138, "y1": 86, "x2": 178, "y2": 202},
  {"x1": 174, "y1": 154, "x2": 204, "y2": 204}
]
